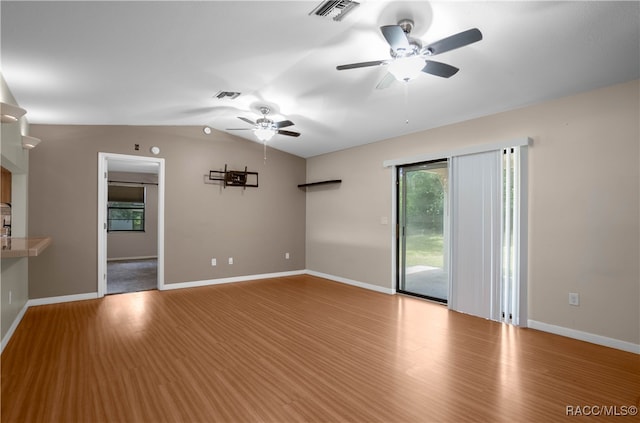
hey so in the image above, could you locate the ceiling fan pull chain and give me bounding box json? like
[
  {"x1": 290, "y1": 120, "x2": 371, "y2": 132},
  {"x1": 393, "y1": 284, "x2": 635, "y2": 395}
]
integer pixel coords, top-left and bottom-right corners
[
  {"x1": 404, "y1": 82, "x2": 410, "y2": 124},
  {"x1": 264, "y1": 141, "x2": 267, "y2": 162}
]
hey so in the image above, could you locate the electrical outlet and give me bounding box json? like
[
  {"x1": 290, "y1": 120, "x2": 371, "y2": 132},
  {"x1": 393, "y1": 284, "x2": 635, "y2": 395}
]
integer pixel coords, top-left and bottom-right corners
[
  {"x1": 285, "y1": 252, "x2": 290, "y2": 259},
  {"x1": 569, "y1": 292, "x2": 580, "y2": 306},
  {"x1": 211, "y1": 258, "x2": 216, "y2": 266},
  {"x1": 228, "y1": 257, "x2": 233, "y2": 265}
]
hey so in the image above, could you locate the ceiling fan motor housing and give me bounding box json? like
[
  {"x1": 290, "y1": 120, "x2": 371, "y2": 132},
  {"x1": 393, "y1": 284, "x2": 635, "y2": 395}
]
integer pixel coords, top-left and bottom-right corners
[
  {"x1": 257, "y1": 107, "x2": 277, "y2": 129},
  {"x1": 256, "y1": 117, "x2": 275, "y2": 129},
  {"x1": 390, "y1": 19, "x2": 422, "y2": 58},
  {"x1": 390, "y1": 39, "x2": 422, "y2": 58},
  {"x1": 398, "y1": 19, "x2": 414, "y2": 34}
]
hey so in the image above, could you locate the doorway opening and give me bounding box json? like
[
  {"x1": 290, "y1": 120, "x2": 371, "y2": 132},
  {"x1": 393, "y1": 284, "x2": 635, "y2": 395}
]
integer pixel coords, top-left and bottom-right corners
[
  {"x1": 98, "y1": 153, "x2": 165, "y2": 297},
  {"x1": 397, "y1": 159, "x2": 449, "y2": 302}
]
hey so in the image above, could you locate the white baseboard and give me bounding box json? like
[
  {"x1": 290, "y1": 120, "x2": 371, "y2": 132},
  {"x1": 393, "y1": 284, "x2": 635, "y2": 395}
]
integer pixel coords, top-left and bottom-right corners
[
  {"x1": 162, "y1": 270, "x2": 306, "y2": 291},
  {"x1": 27, "y1": 292, "x2": 99, "y2": 307},
  {"x1": 528, "y1": 320, "x2": 639, "y2": 354},
  {"x1": 305, "y1": 270, "x2": 395, "y2": 295},
  {"x1": 1, "y1": 301, "x2": 29, "y2": 354}
]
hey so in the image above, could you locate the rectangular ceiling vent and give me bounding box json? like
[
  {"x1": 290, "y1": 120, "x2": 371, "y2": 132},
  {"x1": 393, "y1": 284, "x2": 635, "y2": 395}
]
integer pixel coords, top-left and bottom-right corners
[
  {"x1": 214, "y1": 91, "x2": 241, "y2": 100},
  {"x1": 310, "y1": 0, "x2": 360, "y2": 22}
]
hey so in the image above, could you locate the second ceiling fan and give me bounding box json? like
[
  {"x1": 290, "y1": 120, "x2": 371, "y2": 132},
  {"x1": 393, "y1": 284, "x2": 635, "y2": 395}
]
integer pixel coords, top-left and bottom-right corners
[
  {"x1": 337, "y1": 19, "x2": 482, "y2": 88},
  {"x1": 226, "y1": 106, "x2": 300, "y2": 142}
]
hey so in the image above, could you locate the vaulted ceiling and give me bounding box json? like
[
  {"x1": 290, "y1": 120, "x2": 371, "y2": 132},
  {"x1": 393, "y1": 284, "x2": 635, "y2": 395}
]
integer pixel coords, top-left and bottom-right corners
[{"x1": 2, "y1": 1, "x2": 638, "y2": 158}]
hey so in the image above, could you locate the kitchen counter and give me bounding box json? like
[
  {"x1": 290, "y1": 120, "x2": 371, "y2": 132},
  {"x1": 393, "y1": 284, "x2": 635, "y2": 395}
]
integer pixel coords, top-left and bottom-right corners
[{"x1": 1, "y1": 237, "x2": 52, "y2": 259}]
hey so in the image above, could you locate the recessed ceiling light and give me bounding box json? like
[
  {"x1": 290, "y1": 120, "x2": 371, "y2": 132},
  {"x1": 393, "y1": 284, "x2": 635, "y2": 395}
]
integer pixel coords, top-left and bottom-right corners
[{"x1": 203, "y1": 126, "x2": 212, "y2": 135}]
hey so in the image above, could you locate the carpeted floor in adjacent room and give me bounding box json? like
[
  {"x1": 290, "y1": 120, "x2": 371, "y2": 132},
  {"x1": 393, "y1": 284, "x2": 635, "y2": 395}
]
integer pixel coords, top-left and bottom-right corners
[{"x1": 107, "y1": 258, "x2": 157, "y2": 295}]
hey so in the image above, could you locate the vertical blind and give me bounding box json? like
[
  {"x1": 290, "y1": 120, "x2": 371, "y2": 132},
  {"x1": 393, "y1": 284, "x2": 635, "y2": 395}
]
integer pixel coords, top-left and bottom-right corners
[
  {"x1": 449, "y1": 150, "x2": 502, "y2": 320},
  {"x1": 448, "y1": 147, "x2": 527, "y2": 325},
  {"x1": 501, "y1": 147, "x2": 526, "y2": 326}
]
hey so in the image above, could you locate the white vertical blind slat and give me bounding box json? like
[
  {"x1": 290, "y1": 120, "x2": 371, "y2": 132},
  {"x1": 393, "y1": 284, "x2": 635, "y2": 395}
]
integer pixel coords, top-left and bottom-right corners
[
  {"x1": 503, "y1": 148, "x2": 513, "y2": 323},
  {"x1": 512, "y1": 147, "x2": 522, "y2": 325}
]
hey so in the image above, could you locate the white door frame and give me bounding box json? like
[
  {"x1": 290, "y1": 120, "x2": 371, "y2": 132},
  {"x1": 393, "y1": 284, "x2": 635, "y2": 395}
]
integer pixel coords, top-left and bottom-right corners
[{"x1": 97, "y1": 152, "x2": 165, "y2": 297}]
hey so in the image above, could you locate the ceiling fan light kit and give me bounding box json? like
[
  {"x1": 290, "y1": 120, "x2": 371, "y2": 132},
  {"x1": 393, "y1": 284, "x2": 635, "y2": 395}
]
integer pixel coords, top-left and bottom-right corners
[
  {"x1": 388, "y1": 56, "x2": 426, "y2": 82},
  {"x1": 254, "y1": 126, "x2": 276, "y2": 142}
]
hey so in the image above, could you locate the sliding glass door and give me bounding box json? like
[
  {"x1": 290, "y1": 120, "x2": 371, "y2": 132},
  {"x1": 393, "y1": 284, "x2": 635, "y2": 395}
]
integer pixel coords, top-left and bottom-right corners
[{"x1": 397, "y1": 160, "x2": 449, "y2": 302}]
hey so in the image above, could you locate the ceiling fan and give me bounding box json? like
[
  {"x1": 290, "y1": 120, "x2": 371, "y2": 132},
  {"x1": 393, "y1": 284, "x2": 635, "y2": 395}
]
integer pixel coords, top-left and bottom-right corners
[
  {"x1": 226, "y1": 107, "x2": 300, "y2": 142},
  {"x1": 337, "y1": 19, "x2": 482, "y2": 88}
]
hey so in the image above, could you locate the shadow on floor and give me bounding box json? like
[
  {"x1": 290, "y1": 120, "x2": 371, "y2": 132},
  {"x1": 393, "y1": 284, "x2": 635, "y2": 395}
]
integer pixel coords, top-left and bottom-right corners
[{"x1": 107, "y1": 258, "x2": 157, "y2": 295}]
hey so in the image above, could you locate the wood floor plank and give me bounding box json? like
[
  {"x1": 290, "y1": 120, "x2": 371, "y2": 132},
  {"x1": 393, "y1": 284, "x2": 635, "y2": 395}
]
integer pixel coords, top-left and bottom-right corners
[{"x1": 2, "y1": 275, "x2": 639, "y2": 422}]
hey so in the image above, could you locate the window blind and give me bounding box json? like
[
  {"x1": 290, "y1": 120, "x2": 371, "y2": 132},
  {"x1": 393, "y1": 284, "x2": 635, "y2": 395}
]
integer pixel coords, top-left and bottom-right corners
[
  {"x1": 449, "y1": 150, "x2": 502, "y2": 320},
  {"x1": 108, "y1": 185, "x2": 144, "y2": 203}
]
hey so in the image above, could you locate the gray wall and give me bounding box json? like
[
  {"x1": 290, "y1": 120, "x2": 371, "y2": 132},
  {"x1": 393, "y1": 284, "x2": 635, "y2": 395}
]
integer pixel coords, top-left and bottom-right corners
[
  {"x1": 306, "y1": 80, "x2": 639, "y2": 345},
  {"x1": 28, "y1": 125, "x2": 306, "y2": 298},
  {"x1": 21, "y1": 80, "x2": 640, "y2": 349}
]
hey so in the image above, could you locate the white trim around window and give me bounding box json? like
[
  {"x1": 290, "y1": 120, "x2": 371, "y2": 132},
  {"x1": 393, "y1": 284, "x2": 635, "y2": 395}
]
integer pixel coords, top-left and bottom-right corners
[{"x1": 382, "y1": 137, "x2": 532, "y2": 168}]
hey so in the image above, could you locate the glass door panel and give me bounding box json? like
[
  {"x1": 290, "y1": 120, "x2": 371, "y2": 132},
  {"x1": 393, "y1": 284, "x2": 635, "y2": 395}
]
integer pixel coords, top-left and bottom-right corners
[{"x1": 398, "y1": 160, "x2": 449, "y2": 302}]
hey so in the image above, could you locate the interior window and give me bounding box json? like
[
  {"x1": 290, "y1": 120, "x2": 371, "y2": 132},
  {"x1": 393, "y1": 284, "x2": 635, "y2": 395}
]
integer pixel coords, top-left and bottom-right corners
[{"x1": 107, "y1": 185, "x2": 145, "y2": 232}]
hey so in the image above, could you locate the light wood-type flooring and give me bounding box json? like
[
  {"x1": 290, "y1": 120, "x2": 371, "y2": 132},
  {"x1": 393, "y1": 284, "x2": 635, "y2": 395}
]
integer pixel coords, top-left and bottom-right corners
[{"x1": 2, "y1": 275, "x2": 639, "y2": 422}]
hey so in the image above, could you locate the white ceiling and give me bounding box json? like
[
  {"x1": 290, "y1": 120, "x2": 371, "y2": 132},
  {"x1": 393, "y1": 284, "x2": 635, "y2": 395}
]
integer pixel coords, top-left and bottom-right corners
[{"x1": 2, "y1": 1, "x2": 638, "y2": 158}]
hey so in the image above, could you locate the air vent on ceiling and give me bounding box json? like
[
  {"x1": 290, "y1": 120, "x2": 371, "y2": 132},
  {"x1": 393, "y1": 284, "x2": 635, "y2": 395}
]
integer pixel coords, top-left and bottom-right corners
[
  {"x1": 310, "y1": 0, "x2": 359, "y2": 22},
  {"x1": 214, "y1": 91, "x2": 241, "y2": 100}
]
